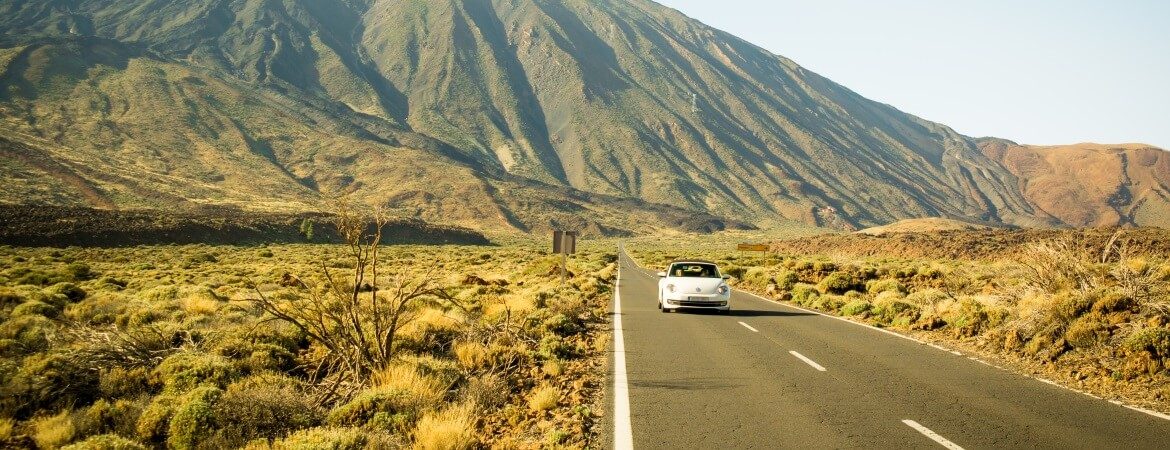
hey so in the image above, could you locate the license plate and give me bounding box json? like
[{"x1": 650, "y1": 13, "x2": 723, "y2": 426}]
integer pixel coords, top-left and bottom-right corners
[{"x1": 687, "y1": 296, "x2": 706, "y2": 301}]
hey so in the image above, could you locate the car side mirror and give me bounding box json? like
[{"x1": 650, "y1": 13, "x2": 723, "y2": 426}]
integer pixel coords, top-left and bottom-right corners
[
  {"x1": 721, "y1": 275, "x2": 731, "y2": 280},
  {"x1": 656, "y1": 271, "x2": 667, "y2": 278}
]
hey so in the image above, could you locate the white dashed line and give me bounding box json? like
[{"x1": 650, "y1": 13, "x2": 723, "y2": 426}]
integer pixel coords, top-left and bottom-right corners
[
  {"x1": 738, "y1": 321, "x2": 759, "y2": 332},
  {"x1": 902, "y1": 420, "x2": 965, "y2": 450},
  {"x1": 789, "y1": 350, "x2": 827, "y2": 372},
  {"x1": 612, "y1": 264, "x2": 633, "y2": 450}
]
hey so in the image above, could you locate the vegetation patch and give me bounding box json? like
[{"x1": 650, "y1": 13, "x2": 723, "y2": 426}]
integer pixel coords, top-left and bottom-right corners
[{"x1": 0, "y1": 210, "x2": 616, "y2": 447}]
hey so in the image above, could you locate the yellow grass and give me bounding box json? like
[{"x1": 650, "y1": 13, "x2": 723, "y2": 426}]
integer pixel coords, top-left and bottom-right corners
[
  {"x1": 370, "y1": 364, "x2": 445, "y2": 409},
  {"x1": 0, "y1": 418, "x2": 13, "y2": 441},
  {"x1": 453, "y1": 341, "x2": 488, "y2": 371},
  {"x1": 527, "y1": 384, "x2": 559, "y2": 412},
  {"x1": 32, "y1": 410, "x2": 75, "y2": 449},
  {"x1": 412, "y1": 403, "x2": 476, "y2": 450}
]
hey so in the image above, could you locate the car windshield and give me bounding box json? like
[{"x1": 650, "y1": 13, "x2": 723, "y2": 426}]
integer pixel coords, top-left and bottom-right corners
[{"x1": 669, "y1": 263, "x2": 720, "y2": 278}]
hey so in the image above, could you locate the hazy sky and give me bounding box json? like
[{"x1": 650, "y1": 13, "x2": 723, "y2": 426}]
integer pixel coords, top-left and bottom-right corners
[{"x1": 655, "y1": 0, "x2": 1169, "y2": 148}]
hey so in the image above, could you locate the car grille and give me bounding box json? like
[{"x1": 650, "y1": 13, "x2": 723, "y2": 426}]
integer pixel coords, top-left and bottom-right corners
[{"x1": 672, "y1": 300, "x2": 727, "y2": 307}]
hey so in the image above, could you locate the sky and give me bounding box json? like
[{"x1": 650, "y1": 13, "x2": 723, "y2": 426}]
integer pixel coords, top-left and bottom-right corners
[{"x1": 655, "y1": 0, "x2": 1170, "y2": 148}]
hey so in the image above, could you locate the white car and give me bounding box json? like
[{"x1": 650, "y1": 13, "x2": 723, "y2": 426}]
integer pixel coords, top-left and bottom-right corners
[{"x1": 657, "y1": 260, "x2": 732, "y2": 313}]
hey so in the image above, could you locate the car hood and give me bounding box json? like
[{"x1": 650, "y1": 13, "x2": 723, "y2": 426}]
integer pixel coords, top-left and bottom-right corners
[{"x1": 664, "y1": 277, "x2": 727, "y2": 294}]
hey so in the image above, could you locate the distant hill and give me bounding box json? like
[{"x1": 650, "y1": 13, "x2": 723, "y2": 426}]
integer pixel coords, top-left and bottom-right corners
[
  {"x1": 977, "y1": 139, "x2": 1170, "y2": 228},
  {"x1": 857, "y1": 218, "x2": 1003, "y2": 236},
  {"x1": 0, "y1": 0, "x2": 1164, "y2": 234}
]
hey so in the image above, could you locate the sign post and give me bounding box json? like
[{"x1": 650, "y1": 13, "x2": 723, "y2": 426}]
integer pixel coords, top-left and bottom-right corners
[
  {"x1": 553, "y1": 231, "x2": 578, "y2": 287},
  {"x1": 737, "y1": 243, "x2": 768, "y2": 263},
  {"x1": 737, "y1": 243, "x2": 768, "y2": 252}
]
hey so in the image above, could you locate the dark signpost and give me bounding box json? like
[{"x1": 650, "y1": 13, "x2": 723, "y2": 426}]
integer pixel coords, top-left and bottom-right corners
[{"x1": 554, "y1": 230, "x2": 578, "y2": 286}]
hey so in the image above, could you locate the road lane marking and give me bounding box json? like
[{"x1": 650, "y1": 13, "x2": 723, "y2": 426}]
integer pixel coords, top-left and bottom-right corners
[
  {"x1": 613, "y1": 265, "x2": 634, "y2": 450},
  {"x1": 902, "y1": 420, "x2": 965, "y2": 450},
  {"x1": 738, "y1": 321, "x2": 759, "y2": 332},
  {"x1": 1119, "y1": 403, "x2": 1170, "y2": 421},
  {"x1": 789, "y1": 350, "x2": 827, "y2": 371},
  {"x1": 928, "y1": 342, "x2": 962, "y2": 355}
]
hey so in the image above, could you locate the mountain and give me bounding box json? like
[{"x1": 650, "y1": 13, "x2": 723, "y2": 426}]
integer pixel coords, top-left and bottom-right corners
[
  {"x1": 977, "y1": 139, "x2": 1170, "y2": 227},
  {"x1": 0, "y1": 0, "x2": 1164, "y2": 234}
]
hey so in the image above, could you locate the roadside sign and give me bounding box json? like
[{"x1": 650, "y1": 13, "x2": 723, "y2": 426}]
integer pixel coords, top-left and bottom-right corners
[
  {"x1": 554, "y1": 230, "x2": 578, "y2": 287},
  {"x1": 737, "y1": 243, "x2": 768, "y2": 252},
  {"x1": 554, "y1": 230, "x2": 577, "y2": 254}
]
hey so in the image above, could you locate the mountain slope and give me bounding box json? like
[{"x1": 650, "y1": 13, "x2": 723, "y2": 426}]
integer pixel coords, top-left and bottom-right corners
[
  {"x1": 0, "y1": 0, "x2": 1164, "y2": 232},
  {"x1": 978, "y1": 139, "x2": 1170, "y2": 227}
]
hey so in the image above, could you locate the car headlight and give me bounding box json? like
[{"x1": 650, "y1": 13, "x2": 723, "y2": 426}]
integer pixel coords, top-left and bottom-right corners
[
  {"x1": 666, "y1": 284, "x2": 675, "y2": 293},
  {"x1": 717, "y1": 285, "x2": 729, "y2": 295}
]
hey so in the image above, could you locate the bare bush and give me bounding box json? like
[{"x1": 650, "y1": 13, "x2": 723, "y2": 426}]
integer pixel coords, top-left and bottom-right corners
[
  {"x1": 252, "y1": 200, "x2": 457, "y2": 401},
  {"x1": 1019, "y1": 237, "x2": 1098, "y2": 293},
  {"x1": 61, "y1": 323, "x2": 191, "y2": 371}
]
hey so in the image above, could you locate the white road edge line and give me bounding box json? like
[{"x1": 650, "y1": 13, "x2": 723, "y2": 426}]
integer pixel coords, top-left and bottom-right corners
[
  {"x1": 902, "y1": 420, "x2": 965, "y2": 450},
  {"x1": 738, "y1": 321, "x2": 759, "y2": 333},
  {"x1": 613, "y1": 263, "x2": 634, "y2": 450},
  {"x1": 789, "y1": 350, "x2": 827, "y2": 372}
]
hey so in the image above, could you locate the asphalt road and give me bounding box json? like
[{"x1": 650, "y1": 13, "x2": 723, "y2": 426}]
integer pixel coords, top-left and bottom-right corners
[{"x1": 610, "y1": 252, "x2": 1170, "y2": 449}]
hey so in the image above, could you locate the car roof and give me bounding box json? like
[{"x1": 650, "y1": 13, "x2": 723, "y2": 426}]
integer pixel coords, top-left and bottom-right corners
[{"x1": 668, "y1": 259, "x2": 717, "y2": 265}]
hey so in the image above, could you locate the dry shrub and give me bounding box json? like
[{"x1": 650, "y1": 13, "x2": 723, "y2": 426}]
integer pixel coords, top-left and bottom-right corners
[
  {"x1": 252, "y1": 203, "x2": 457, "y2": 388},
  {"x1": 64, "y1": 323, "x2": 187, "y2": 373},
  {"x1": 72, "y1": 399, "x2": 145, "y2": 443},
  {"x1": 905, "y1": 289, "x2": 949, "y2": 306},
  {"x1": 328, "y1": 364, "x2": 445, "y2": 431},
  {"x1": 179, "y1": 292, "x2": 220, "y2": 316},
  {"x1": 135, "y1": 393, "x2": 177, "y2": 443},
  {"x1": 790, "y1": 283, "x2": 818, "y2": 306},
  {"x1": 4, "y1": 352, "x2": 100, "y2": 419},
  {"x1": 840, "y1": 299, "x2": 871, "y2": 317},
  {"x1": 527, "y1": 384, "x2": 558, "y2": 412},
  {"x1": 32, "y1": 410, "x2": 76, "y2": 449},
  {"x1": 152, "y1": 352, "x2": 239, "y2": 392},
  {"x1": 816, "y1": 271, "x2": 858, "y2": 295},
  {"x1": 871, "y1": 293, "x2": 919, "y2": 327},
  {"x1": 412, "y1": 403, "x2": 476, "y2": 450},
  {"x1": 167, "y1": 386, "x2": 222, "y2": 450},
  {"x1": 138, "y1": 286, "x2": 179, "y2": 304},
  {"x1": 460, "y1": 374, "x2": 507, "y2": 410},
  {"x1": 99, "y1": 367, "x2": 155, "y2": 399},
  {"x1": 0, "y1": 418, "x2": 13, "y2": 441},
  {"x1": 452, "y1": 341, "x2": 488, "y2": 371},
  {"x1": 541, "y1": 359, "x2": 563, "y2": 377},
  {"x1": 61, "y1": 433, "x2": 146, "y2": 450},
  {"x1": 866, "y1": 279, "x2": 906, "y2": 295},
  {"x1": 212, "y1": 373, "x2": 323, "y2": 446},
  {"x1": 257, "y1": 426, "x2": 394, "y2": 450},
  {"x1": 1065, "y1": 313, "x2": 1110, "y2": 349},
  {"x1": 371, "y1": 364, "x2": 447, "y2": 402},
  {"x1": 1019, "y1": 238, "x2": 1097, "y2": 293}
]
